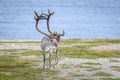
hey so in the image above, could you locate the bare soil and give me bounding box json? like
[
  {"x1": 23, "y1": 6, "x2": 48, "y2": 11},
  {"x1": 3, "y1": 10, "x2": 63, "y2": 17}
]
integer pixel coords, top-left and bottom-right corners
[{"x1": 58, "y1": 58, "x2": 120, "y2": 79}]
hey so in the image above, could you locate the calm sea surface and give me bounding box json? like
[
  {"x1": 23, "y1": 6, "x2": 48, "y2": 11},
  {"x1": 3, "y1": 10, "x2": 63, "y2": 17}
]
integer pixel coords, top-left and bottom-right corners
[{"x1": 0, "y1": 0, "x2": 120, "y2": 40}]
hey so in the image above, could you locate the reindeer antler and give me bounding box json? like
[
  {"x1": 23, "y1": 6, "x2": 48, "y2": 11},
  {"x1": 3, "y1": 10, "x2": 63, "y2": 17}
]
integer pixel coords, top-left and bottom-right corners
[
  {"x1": 60, "y1": 30, "x2": 65, "y2": 36},
  {"x1": 34, "y1": 10, "x2": 50, "y2": 37},
  {"x1": 34, "y1": 10, "x2": 65, "y2": 39},
  {"x1": 41, "y1": 10, "x2": 54, "y2": 35}
]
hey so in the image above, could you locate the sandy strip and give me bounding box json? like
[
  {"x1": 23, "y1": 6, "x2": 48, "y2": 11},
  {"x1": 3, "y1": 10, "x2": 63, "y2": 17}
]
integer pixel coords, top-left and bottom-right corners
[{"x1": 90, "y1": 44, "x2": 120, "y2": 51}]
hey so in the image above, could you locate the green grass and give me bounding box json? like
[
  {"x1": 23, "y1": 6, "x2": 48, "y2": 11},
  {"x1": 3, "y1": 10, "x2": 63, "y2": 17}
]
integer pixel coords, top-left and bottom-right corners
[
  {"x1": 60, "y1": 46, "x2": 120, "y2": 59},
  {"x1": 86, "y1": 67, "x2": 101, "y2": 71},
  {"x1": 0, "y1": 54, "x2": 60, "y2": 80},
  {"x1": 1, "y1": 39, "x2": 120, "y2": 59},
  {"x1": 60, "y1": 39, "x2": 120, "y2": 58},
  {"x1": 100, "y1": 78, "x2": 120, "y2": 80},
  {"x1": 75, "y1": 64, "x2": 94, "y2": 68},
  {"x1": 0, "y1": 49, "x2": 61, "y2": 80},
  {"x1": 61, "y1": 64, "x2": 72, "y2": 68},
  {"x1": 80, "y1": 79, "x2": 92, "y2": 80},
  {"x1": 68, "y1": 73, "x2": 83, "y2": 77},
  {"x1": 0, "y1": 68, "x2": 60, "y2": 80},
  {"x1": 83, "y1": 62, "x2": 101, "y2": 65},
  {"x1": 61, "y1": 39, "x2": 120, "y2": 45},
  {"x1": 94, "y1": 72, "x2": 113, "y2": 76},
  {"x1": 111, "y1": 66, "x2": 120, "y2": 72},
  {"x1": 0, "y1": 39, "x2": 120, "y2": 80},
  {"x1": 109, "y1": 59, "x2": 119, "y2": 62},
  {"x1": 20, "y1": 50, "x2": 42, "y2": 56}
]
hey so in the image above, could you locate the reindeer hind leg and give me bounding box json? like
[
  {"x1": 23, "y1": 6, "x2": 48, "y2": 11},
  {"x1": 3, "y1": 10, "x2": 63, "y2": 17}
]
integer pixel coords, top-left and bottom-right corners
[{"x1": 55, "y1": 49, "x2": 59, "y2": 67}]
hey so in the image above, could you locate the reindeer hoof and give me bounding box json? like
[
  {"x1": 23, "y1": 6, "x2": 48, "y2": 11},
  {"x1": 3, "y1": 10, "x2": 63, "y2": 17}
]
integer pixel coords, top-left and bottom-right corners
[
  {"x1": 43, "y1": 66, "x2": 46, "y2": 69},
  {"x1": 53, "y1": 63, "x2": 59, "y2": 68}
]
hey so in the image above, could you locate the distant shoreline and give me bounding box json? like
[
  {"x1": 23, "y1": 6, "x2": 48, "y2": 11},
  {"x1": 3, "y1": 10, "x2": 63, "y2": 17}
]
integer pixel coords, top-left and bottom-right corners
[{"x1": 0, "y1": 38, "x2": 120, "y2": 43}]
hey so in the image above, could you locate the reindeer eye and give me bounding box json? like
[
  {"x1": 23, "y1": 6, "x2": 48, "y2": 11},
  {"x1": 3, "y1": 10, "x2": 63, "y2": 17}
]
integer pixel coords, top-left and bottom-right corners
[{"x1": 50, "y1": 39, "x2": 53, "y2": 42}]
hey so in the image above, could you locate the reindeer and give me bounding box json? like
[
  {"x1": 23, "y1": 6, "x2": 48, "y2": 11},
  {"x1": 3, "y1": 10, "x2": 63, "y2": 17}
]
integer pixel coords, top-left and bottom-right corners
[{"x1": 34, "y1": 10, "x2": 65, "y2": 69}]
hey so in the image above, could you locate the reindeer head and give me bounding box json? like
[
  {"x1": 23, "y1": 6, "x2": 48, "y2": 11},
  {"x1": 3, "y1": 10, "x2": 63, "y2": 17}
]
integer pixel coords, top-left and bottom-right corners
[{"x1": 34, "y1": 10, "x2": 65, "y2": 43}]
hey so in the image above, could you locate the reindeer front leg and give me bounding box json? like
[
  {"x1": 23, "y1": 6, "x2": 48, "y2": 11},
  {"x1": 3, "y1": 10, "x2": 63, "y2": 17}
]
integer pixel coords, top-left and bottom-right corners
[
  {"x1": 43, "y1": 50, "x2": 46, "y2": 69},
  {"x1": 49, "y1": 50, "x2": 52, "y2": 69}
]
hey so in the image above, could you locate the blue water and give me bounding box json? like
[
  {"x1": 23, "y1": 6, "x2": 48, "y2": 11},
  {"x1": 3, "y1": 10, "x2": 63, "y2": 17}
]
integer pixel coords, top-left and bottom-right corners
[{"x1": 0, "y1": 0, "x2": 120, "y2": 40}]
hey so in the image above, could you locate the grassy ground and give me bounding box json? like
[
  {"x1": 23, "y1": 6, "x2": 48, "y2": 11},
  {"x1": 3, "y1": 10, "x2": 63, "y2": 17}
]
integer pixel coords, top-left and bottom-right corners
[
  {"x1": 0, "y1": 39, "x2": 120, "y2": 80},
  {"x1": 60, "y1": 39, "x2": 120, "y2": 58}
]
